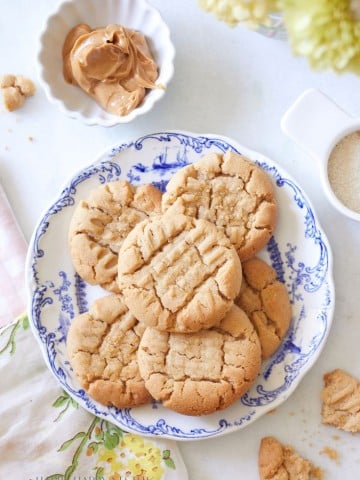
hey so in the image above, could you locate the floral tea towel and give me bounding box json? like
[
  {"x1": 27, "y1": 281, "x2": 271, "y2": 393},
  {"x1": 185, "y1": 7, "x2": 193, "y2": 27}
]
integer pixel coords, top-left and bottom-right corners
[
  {"x1": 0, "y1": 182, "x2": 27, "y2": 326},
  {"x1": 0, "y1": 316, "x2": 188, "y2": 480}
]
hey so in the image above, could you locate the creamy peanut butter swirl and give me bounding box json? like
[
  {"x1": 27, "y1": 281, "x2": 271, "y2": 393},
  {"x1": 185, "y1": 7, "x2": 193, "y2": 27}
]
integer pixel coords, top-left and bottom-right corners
[{"x1": 63, "y1": 23, "x2": 159, "y2": 116}]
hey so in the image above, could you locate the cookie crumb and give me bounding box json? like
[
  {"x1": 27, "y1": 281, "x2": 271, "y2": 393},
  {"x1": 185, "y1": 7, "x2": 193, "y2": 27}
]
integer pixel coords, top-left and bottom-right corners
[
  {"x1": 28, "y1": 136, "x2": 34, "y2": 142},
  {"x1": 258, "y1": 436, "x2": 321, "y2": 480},
  {"x1": 321, "y1": 368, "x2": 360, "y2": 433},
  {"x1": 0, "y1": 74, "x2": 15, "y2": 88},
  {"x1": 320, "y1": 446, "x2": 339, "y2": 462},
  {"x1": 15, "y1": 75, "x2": 35, "y2": 97},
  {"x1": 311, "y1": 466, "x2": 324, "y2": 480},
  {"x1": 267, "y1": 408, "x2": 277, "y2": 415},
  {"x1": 0, "y1": 74, "x2": 35, "y2": 111}
]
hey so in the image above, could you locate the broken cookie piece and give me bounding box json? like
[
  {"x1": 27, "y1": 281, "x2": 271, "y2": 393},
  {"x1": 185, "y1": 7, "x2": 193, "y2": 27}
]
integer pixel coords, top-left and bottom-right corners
[
  {"x1": 0, "y1": 74, "x2": 35, "y2": 111},
  {"x1": 321, "y1": 368, "x2": 360, "y2": 433},
  {"x1": 259, "y1": 436, "x2": 321, "y2": 480}
]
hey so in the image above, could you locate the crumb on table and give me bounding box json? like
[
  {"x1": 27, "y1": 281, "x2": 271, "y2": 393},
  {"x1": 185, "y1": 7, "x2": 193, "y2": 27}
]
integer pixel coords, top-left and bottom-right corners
[
  {"x1": 321, "y1": 368, "x2": 360, "y2": 433},
  {"x1": 0, "y1": 74, "x2": 35, "y2": 112},
  {"x1": 258, "y1": 436, "x2": 323, "y2": 480},
  {"x1": 320, "y1": 446, "x2": 339, "y2": 462}
]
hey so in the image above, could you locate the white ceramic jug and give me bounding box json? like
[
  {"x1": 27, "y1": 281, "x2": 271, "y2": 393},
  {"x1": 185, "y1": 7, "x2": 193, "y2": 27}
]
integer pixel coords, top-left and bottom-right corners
[{"x1": 281, "y1": 88, "x2": 360, "y2": 222}]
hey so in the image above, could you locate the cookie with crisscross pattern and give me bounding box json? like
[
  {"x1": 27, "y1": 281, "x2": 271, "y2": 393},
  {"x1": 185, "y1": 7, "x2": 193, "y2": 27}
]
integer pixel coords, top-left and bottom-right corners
[
  {"x1": 67, "y1": 294, "x2": 151, "y2": 408},
  {"x1": 137, "y1": 305, "x2": 261, "y2": 415},
  {"x1": 162, "y1": 150, "x2": 277, "y2": 261},
  {"x1": 117, "y1": 212, "x2": 242, "y2": 333},
  {"x1": 69, "y1": 180, "x2": 162, "y2": 292}
]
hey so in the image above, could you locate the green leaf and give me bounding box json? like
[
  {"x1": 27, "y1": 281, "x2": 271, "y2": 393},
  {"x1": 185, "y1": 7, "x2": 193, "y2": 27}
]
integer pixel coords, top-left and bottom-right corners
[
  {"x1": 88, "y1": 441, "x2": 100, "y2": 454},
  {"x1": 0, "y1": 321, "x2": 20, "y2": 356},
  {"x1": 64, "y1": 464, "x2": 76, "y2": 480},
  {"x1": 21, "y1": 315, "x2": 29, "y2": 330},
  {"x1": 103, "y1": 431, "x2": 120, "y2": 450},
  {"x1": 95, "y1": 466, "x2": 105, "y2": 480},
  {"x1": 69, "y1": 397, "x2": 79, "y2": 409},
  {"x1": 162, "y1": 449, "x2": 171, "y2": 459},
  {"x1": 95, "y1": 428, "x2": 104, "y2": 441},
  {"x1": 53, "y1": 404, "x2": 69, "y2": 423},
  {"x1": 164, "y1": 457, "x2": 176, "y2": 469},
  {"x1": 52, "y1": 395, "x2": 69, "y2": 408},
  {"x1": 58, "y1": 432, "x2": 86, "y2": 452},
  {"x1": 106, "y1": 423, "x2": 124, "y2": 438},
  {"x1": 45, "y1": 475, "x2": 65, "y2": 480},
  {"x1": 106, "y1": 422, "x2": 124, "y2": 446}
]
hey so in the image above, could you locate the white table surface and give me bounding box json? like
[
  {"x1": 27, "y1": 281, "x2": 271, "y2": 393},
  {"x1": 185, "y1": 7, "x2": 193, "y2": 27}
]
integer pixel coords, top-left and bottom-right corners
[{"x1": 1, "y1": 1, "x2": 360, "y2": 478}]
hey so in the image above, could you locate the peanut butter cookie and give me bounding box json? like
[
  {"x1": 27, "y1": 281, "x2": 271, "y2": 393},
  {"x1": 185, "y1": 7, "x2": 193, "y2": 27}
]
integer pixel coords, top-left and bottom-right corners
[
  {"x1": 162, "y1": 150, "x2": 277, "y2": 261},
  {"x1": 235, "y1": 257, "x2": 291, "y2": 359},
  {"x1": 321, "y1": 368, "x2": 360, "y2": 433},
  {"x1": 67, "y1": 294, "x2": 152, "y2": 408},
  {"x1": 117, "y1": 212, "x2": 242, "y2": 333},
  {"x1": 137, "y1": 305, "x2": 261, "y2": 416},
  {"x1": 69, "y1": 180, "x2": 162, "y2": 292},
  {"x1": 259, "y1": 436, "x2": 320, "y2": 480}
]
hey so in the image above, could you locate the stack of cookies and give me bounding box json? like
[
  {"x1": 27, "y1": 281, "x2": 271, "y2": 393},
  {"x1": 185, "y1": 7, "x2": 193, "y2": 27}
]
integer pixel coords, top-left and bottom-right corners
[{"x1": 66, "y1": 150, "x2": 292, "y2": 416}]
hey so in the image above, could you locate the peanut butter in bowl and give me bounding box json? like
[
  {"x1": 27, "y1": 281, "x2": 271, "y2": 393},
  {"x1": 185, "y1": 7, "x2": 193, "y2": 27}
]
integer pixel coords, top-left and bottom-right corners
[{"x1": 62, "y1": 23, "x2": 160, "y2": 116}]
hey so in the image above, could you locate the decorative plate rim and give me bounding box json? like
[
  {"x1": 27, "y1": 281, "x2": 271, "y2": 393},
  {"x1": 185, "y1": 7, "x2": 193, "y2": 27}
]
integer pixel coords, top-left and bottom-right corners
[{"x1": 26, "y1": 130, "x2": 335, "y2": 440}]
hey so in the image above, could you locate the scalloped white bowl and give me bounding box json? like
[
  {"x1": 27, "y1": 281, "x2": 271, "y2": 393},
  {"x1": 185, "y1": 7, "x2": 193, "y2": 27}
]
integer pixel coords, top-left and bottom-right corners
[{"x1": 37, "y1": 0, "x2": 175, "y2": 126}]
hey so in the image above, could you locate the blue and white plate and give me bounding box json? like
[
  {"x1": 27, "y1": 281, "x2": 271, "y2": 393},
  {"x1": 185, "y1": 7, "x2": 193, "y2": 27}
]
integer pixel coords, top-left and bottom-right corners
[{"x1": 26, "y1": 131, "x2": 335, "y2": 441}]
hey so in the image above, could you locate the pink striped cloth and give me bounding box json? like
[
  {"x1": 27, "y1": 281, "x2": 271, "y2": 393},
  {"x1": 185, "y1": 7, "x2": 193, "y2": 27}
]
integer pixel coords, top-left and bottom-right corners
[{"x1": 0, "y1": 183, "x2": 27, "y2": 326}]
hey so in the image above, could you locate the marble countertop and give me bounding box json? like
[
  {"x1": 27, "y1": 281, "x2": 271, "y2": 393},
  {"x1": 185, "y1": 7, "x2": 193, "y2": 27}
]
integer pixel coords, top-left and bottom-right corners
[{"x1": 1, "y1": 1, "x2": 360, "y2": 478}]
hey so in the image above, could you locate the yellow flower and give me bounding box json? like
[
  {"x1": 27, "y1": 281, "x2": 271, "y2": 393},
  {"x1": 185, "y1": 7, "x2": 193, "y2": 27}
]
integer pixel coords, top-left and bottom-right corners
[
  {"x1": 121, "y1": 434, "x2": 146, "y2": 452},
  {"x1": 97, "y1": 446, "x2": 126, "y2": 473},
  {"x1": 109, "y1": 474, "x2": 121, "y2": 480},
  {"x1": 198, "y1": 0, "x2": 281, "y2": 28},
  {"x1": 95, "y1": 433, "x2": 164, "y2": 480},
  {"x1": 127, "y1": 454, "x2": 162, "y2": 480},
  {"x1": 281, "y1": 0, "x2": 360, "y2": 73}
]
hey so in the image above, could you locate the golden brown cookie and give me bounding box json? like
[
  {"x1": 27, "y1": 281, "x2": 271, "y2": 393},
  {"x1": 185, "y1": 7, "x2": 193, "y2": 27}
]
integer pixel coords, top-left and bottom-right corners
[
  {"x1": 259, "y1": 436, "x2": 320, "y2": 480},
  {"x1": 117, "y1": 212, "x2": 242, "y2": 333},
  {"x1": 137, "y1": 305, "x2": 261, "y2": 416},
  {"x1": 321, "y1": 368, "x2": 360, "y2": 433},
  {"x1": 0, "y1": 74, "x2": 35, "y2": 111},
  {"x1": 67, "y1": 294, "x2": 152, "y2": 408},
  {"x1": 235, "y1": 257, "x2": 291, "y2": 359},
  {"x1": 162, "y1": 150, "x2": 277, "y2": 261},
  {"x1": 69, "y1": 180, "x2": 162, "y2": 292}
]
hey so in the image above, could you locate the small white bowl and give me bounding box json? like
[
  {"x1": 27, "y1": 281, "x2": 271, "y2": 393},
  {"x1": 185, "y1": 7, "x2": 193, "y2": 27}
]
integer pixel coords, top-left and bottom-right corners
[
  {"x1": 281, "y1": 89, "x2": 360, "y2": 222},
  {"x1": 37, "y1": 0, "x2": 175, "y2": 127}
]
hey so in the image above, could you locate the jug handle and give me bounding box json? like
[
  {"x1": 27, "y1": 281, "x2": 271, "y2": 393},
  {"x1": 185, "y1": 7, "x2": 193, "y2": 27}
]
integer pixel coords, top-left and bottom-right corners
[{"x1": 281, "y1": 88, "x2": 355, "y2": 162}]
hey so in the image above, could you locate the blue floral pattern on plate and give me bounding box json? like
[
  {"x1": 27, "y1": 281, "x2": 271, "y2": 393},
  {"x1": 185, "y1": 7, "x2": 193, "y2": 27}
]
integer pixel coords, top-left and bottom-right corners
[{"x1": 26, "y1": 131, "x2": 335, "y2": 440}]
